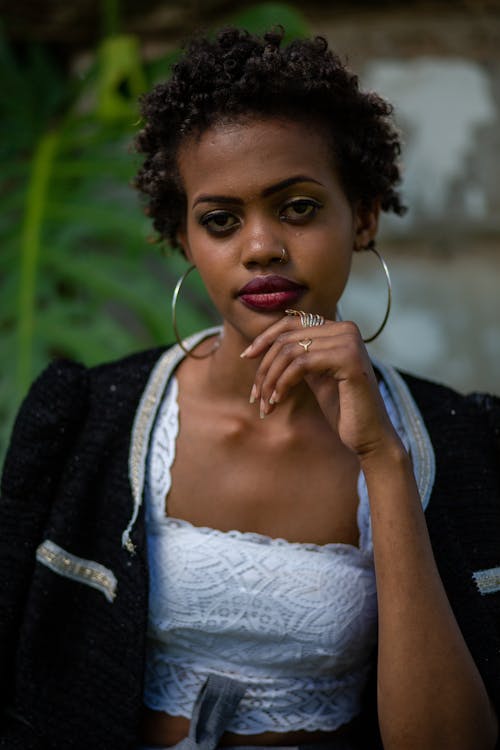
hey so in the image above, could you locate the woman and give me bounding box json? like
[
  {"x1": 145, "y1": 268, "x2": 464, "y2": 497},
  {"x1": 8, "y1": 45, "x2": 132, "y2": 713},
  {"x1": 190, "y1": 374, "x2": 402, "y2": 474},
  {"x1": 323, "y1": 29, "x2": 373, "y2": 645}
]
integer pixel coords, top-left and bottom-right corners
[{"x1": 1, "y1": 28, "x2": 499, "y2": 750}]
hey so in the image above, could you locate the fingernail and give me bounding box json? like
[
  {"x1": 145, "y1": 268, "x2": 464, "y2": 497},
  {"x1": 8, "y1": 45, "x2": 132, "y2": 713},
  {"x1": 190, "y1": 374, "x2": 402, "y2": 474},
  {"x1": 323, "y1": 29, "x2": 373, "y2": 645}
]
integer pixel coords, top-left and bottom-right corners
[
  {"x1": 240, "y1": 345, "x2": 252, "y2": 358},
  {"x1": 269, "y1": 390, "x2": 279, "y2": 405},
  {"x1": 260, "y1": 398, "x2": 266, "y2": 419},
  {"x1": 249, "y1": 384, "x2": 257, "y2": 404}
]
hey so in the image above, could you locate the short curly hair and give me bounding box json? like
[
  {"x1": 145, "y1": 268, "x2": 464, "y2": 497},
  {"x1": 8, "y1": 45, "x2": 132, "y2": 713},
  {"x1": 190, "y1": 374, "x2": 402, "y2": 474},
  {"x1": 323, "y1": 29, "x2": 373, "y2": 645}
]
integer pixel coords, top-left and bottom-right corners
[{"x1": 134, "y1": 27, "x2": 405, "y2": 249}]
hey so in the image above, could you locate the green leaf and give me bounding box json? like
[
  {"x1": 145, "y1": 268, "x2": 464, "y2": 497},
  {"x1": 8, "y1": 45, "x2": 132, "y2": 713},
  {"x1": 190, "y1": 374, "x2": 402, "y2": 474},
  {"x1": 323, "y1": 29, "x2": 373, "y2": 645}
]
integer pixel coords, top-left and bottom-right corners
[
  {"x1": 17, "y1": 129, "x2": 59, "y2": 397},
  {"x1": 0, "y1": 23, "x2": 238, "y2": 462},
  {"x1": 96, "y1": 35, "x2": 147, "y2": 123}
]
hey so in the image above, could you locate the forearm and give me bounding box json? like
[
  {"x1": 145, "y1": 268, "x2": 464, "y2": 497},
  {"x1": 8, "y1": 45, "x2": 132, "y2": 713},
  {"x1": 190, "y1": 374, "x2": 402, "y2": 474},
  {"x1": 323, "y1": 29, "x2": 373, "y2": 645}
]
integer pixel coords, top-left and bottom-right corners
[{"x1": 361, "y1": 443, "x2": 498, "y2": 750}]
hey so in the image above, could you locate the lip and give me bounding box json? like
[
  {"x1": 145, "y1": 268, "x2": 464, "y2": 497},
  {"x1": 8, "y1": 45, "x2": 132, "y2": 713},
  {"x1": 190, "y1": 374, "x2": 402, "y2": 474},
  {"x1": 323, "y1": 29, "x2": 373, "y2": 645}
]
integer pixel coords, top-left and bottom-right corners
[
  {"x1": 237, "y1": 275, "x2": 306, "y2": 312},
  {"x1": 238, "y1": 275, "x2": 305, "y2": 295}
]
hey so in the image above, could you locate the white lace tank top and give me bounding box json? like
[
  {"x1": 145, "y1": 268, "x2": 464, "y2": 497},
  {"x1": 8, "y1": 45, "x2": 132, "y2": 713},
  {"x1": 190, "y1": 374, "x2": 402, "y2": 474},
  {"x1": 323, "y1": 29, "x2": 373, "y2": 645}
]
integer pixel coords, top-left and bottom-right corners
[{"x1": 143, "y1": 376, "x2": 407, "y2": 734}]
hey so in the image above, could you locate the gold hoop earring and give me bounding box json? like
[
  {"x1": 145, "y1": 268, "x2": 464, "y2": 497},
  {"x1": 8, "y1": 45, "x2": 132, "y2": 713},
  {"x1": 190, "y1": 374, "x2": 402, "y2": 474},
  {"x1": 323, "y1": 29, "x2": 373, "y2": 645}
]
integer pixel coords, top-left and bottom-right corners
[
  {"x1": 360, "y1": 241, "x2": 392, "y2": 343},
  {"x1": 171, "y1": 265, "x2": 220, "y2": 358}
]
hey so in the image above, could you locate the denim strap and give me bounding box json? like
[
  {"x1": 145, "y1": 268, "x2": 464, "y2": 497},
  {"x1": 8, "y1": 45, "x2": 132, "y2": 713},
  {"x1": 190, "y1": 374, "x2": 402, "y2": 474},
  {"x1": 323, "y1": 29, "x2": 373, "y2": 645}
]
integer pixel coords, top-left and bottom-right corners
[{"x1": 172, "y1": 674, "x2": 246, "y2": 750}]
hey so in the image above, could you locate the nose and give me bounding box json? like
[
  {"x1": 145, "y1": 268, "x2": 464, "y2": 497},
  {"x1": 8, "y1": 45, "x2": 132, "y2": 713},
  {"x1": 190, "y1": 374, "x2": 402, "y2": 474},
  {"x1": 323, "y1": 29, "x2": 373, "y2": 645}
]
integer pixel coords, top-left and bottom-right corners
[{"x1": 241, "y1": 222, "x2": 286, "y2": 268}]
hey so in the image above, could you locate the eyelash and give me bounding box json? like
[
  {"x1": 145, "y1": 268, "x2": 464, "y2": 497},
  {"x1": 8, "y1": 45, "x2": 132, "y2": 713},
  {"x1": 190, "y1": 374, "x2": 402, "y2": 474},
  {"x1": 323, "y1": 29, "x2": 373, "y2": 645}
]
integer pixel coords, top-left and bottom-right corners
[
  {"x1": 200, "y1": 211, "x2": 238, "y2": 236},
  {"x1": 280, "y1": 198, "x2": 322, "y2": 222},
  {"x1": 199, "y1": 198, "x2": 323, "y2": 236}
]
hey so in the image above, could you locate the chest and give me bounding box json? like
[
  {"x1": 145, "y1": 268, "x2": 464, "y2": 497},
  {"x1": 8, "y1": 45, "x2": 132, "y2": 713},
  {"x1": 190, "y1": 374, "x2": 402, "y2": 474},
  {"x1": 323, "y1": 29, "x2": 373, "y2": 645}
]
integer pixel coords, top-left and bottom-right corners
[{"x1": 160, "y1": 395, "x2": 361, "y2": 547}]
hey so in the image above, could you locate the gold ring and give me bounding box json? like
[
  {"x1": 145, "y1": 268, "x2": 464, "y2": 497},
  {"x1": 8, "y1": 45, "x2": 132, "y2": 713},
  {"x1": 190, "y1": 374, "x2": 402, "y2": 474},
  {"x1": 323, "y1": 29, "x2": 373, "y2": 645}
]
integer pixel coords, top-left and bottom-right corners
[
  {"x1": 298, "y1": 338, "x2": 312, "y2": 353},
  {"x1": 286, "y1": 309, "x2": 325, "y2": 328}
]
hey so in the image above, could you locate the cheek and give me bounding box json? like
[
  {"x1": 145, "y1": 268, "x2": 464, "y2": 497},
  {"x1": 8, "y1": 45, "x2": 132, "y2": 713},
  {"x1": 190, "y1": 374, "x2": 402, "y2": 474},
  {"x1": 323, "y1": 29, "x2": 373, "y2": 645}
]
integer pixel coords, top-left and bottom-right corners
[
  {"x1": 313, "y1": 239, "x2": 353, "y2": 301},
  {"x1": 188, "y1": 224, "x2": 237, "y2": 270},
  {"x1": 186, "y1": 264, "x2": 228, "y2": 318},
  {"x1": 307, "y1": 223, "x2": 354, "y2": 269},
  {"x1": 190, "y1": 251, "x2": 231, "y2": 303}
]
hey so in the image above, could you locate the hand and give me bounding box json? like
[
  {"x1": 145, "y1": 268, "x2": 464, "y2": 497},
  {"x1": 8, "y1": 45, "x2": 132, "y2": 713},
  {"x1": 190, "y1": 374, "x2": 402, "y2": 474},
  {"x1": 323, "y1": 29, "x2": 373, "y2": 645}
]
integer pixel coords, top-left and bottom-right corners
[{"x1": 241, "y1": 315, "x2": 402, "y2": 459}]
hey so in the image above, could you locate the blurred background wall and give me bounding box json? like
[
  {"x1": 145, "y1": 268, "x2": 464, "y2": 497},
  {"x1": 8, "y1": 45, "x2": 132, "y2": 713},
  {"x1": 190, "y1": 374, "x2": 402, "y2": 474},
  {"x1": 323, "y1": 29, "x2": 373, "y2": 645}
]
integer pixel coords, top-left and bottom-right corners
[
  {"x1": 312, "y1": 3, "x2": 500, "y2": 396},
  {"x1": 1, "y1": 0, "x2": 499, "y2": 458}
]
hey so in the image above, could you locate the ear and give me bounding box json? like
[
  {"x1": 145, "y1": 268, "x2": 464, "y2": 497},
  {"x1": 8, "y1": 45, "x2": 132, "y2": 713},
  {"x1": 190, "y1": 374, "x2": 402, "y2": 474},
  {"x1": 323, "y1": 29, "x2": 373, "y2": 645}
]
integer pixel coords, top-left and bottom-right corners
[
  {"x1": 353, "y1": 200, "x2": 380, "y2": 251},
  {"x1": 177, "y1": 227, "x2": 193, "y2": 263}
]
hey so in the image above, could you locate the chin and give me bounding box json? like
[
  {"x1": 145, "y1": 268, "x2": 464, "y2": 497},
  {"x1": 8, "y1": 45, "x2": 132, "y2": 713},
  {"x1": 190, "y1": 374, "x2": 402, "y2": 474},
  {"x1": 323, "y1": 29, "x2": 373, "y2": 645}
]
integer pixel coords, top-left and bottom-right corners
[{"x1": 223, "y1": 314, "x2": 279, "y2": 344}]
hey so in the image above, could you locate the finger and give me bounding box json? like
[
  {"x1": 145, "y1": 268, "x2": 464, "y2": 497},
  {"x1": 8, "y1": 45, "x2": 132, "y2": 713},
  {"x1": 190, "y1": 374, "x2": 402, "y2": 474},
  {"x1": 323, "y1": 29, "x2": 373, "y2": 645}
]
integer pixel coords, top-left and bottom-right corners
[
  {"x1": 241, "y1": 315, "x2": 340, "y2": 359},
  {"x1": 259, "y1": 336, "x2": 353, "y2": 416},
  {"x1": 260, "y1": 328, "x2": 376, "y2": 417},
  {"x1": 260, "y1": 347, "x2": 342, "y2": 415},
  {"x1": 252, "y1": 325, "x2": 355, "y2": 403},
  {"x1": 256, "y1": 336, "x2": 310, "y2": 411},
  {"x1": 240, "y1": 317, "x2": 301, "y2": 359},
  {"x1": 251, "y1": 328, "x2": 318, "y2": 403}
]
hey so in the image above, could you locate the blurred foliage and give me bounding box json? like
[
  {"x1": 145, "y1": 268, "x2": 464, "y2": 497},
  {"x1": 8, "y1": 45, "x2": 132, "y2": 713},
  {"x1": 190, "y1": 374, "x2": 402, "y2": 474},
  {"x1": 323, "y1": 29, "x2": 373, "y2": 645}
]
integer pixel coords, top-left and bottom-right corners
[{"x1": 0, "y1": 2, "x2": 309, "y2": 461}]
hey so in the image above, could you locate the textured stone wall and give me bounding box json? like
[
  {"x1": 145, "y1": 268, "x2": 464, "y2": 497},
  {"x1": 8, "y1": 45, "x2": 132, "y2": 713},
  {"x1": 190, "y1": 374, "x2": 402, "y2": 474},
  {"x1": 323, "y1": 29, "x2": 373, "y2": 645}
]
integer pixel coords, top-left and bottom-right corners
[{"x1": 313, "y1": 6, "x2": 500, "y2": 394}]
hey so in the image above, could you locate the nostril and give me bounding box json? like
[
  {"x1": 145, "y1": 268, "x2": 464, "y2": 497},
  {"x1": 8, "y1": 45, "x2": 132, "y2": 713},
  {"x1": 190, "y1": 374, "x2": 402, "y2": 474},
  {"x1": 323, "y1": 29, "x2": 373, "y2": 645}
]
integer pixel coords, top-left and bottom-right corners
[{"x1": 242, "y1": 235, "x2": 286, "y2": 267}]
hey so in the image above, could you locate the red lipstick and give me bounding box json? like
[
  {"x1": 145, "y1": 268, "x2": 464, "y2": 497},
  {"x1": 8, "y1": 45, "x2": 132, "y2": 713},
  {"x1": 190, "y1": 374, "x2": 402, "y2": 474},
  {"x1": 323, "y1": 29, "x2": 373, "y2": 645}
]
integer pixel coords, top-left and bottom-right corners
[{"x1": 238, "y1": 275, "x2": 306, "y2": 312}]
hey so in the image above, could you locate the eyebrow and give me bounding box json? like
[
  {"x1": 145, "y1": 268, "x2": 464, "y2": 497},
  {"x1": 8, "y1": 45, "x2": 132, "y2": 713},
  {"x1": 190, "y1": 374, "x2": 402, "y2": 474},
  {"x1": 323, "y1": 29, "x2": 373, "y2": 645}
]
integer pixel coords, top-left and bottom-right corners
[{"x1": 192, "y1": 175, "x2": 324, "y2": 209}]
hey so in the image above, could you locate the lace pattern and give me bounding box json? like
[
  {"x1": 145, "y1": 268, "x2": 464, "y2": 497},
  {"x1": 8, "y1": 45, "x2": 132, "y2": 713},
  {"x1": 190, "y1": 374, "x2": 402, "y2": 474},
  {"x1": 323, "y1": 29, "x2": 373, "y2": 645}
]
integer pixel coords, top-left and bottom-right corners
[
  {"x1": 144, "y1": 657, "x2": 372, "y2": 733},
  {"x1": 144, "y1": 514, "x2": 378, "y2": 731},
  {"x1": 143, "y1": 375, "x2": 408, "y2": 733}
]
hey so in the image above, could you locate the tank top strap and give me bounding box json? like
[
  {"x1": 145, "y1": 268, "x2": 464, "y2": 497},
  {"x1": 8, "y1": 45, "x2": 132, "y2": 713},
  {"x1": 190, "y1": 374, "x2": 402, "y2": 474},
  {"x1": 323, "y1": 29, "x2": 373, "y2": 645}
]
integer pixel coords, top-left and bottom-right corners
[
  {"x1": 356, "y1": 380, "x2": 411, "y2": 555},
  {"x1": 145, "y1": 375, "x2": 179, "y2": 525}
]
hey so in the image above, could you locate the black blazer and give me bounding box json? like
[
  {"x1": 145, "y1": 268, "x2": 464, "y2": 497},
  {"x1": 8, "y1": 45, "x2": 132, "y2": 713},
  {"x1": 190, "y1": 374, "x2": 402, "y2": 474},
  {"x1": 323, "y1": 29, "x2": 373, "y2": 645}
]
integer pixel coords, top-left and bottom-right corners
[{"x1": 1, "y1": 347, "x2": 499, "y2": 749}]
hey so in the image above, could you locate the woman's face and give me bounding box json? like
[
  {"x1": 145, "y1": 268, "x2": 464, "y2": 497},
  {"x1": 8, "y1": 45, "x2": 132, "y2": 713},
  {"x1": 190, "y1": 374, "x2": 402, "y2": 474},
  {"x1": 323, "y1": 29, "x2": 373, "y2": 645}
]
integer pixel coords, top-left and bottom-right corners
[{"x1": 177, "y1": 117, "x2": 378, "y2": 343}]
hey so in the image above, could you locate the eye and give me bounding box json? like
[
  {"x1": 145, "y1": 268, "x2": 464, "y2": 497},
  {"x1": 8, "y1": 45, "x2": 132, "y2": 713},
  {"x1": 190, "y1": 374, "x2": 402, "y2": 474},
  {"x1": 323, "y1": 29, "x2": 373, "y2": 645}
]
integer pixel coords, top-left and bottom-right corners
[
  {"x1": 200, "y1": 210, "x2": 239, "y2": 236},
  {"x1": 280, "y1": 198, "x2": 322, "y2": 223}
]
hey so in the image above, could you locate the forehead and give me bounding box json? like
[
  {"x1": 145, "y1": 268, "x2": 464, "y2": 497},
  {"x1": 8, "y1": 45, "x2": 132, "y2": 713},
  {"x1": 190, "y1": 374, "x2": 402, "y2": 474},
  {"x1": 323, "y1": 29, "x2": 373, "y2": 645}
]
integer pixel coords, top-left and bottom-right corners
[{"x1": 176, "y1": 117, "x2": 338, "y2": 198}]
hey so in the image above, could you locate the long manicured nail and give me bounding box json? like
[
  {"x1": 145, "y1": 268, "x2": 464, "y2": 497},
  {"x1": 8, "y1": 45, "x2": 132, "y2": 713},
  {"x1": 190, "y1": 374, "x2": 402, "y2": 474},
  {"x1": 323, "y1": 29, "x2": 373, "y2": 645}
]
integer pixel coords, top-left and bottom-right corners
[
  {"x1": 249, "y1": 384, "x2": 258, "y2": 404},
  {"x1": 269, "y1": 390, "x2": 279, "y2": 405},
  {"x1": 240, "y1": 345, "x2": 252, "y2": 358},
  {"x1": 260, "y1": 398, "x2": 266, "y2": 419}
]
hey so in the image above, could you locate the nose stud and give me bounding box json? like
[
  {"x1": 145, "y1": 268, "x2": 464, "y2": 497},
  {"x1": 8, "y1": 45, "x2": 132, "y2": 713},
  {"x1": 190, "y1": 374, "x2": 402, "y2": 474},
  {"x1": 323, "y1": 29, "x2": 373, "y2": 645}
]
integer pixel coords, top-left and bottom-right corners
[{"x1": 279, "y1": 247, "x2": 288, "y2": 264}]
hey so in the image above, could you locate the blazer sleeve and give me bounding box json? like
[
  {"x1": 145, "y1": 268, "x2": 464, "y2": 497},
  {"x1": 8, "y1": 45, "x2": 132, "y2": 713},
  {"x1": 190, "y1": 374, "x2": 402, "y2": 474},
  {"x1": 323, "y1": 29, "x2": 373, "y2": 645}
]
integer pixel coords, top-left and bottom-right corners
[
  {"x1": 437, "y1": 391, "x2": 500, "y2": 729},
  {"x1": 474, "y1": 393, "x2": 500, "y2": 706},
  {"x1": 395, "y1": 375, "x2": 500, "y2": 747},
  {"x1": 474, "y1": 392, "x2": 500, "y2": 747},
  {"x1": 0, "y1": 359, "x2": 88, "y2": 746}
]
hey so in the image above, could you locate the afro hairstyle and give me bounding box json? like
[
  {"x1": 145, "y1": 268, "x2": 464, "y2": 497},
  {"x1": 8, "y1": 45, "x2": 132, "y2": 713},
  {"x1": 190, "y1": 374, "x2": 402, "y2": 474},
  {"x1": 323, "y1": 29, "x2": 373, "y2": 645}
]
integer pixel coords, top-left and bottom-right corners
[{"x1": 134, "y1": 27, "x2": 406, "y2": 249}]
